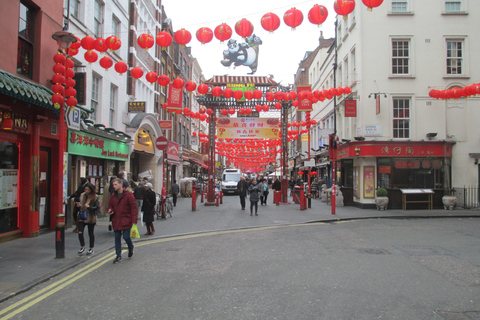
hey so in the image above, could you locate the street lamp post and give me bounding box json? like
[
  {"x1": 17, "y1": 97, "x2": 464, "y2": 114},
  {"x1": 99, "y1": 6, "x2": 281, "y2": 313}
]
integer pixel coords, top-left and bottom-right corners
[
  {"x1": 331, "y1": 19, "x2": 339, "y2": 215},
  {"x1": 52, "y1": 31, "x2": 77, "y2": 258}
]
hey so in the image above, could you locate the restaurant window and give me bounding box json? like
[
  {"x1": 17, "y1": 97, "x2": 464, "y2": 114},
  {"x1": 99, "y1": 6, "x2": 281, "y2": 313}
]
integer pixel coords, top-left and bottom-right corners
[
  {"x1": 341, "y1": 159, "x2": 353, "y2": 188},
  {"x1": 0, "y1": 141, "x2": 19, "y2": 233},
  {"x1": 393, "y1": 98, "x2": 410, "y2": 138},
  {"x1": 377, "y1": 158, "x2": 445, "y2": 189},
  {"x1": 17, "y1": 2, "x2": 35, "y2": 79}
]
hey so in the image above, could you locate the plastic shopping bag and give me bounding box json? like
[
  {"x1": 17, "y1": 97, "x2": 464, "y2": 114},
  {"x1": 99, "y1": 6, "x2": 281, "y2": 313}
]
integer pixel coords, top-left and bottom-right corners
[{"x1": 130, "y1": 224, "x2": 140, "y2": 239}]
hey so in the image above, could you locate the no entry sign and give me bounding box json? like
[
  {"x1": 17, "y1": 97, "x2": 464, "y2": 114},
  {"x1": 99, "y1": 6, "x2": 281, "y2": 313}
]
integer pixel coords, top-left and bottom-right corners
[{"x1": 155, "y1": 136, "x2": 168, "y2": 150}]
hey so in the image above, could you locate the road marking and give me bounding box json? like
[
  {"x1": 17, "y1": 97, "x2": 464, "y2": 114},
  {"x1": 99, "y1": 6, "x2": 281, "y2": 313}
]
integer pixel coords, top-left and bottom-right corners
[{"x1": 1, "y1": 222, "x2": 332, "y2": 318}]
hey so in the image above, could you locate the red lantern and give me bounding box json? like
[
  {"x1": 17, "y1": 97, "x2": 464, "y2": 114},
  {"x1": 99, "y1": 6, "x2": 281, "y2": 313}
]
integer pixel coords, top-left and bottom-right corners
[
  {"x1": 245, "y1": 107, "x2": 252, "y2": 115},
  {"x1": 158, "y1": 75, "x2": 170, "y2": 86},
  {"x1": 51, "y1": 94, "x2": 64, "y2": 109},
  {"x1": 244, "y1": 91, "x2": 254, "y2": 100},
  {"x1": 52, "y1": 74, "x2": 65, "y2": 85},
  {"x1": 261, "y1": 12, "x2": 281, "y2": 33},
  {"x1": 106, "y1": 36, "x2": 122, "y2": 51},
  {"x1": 69, "y1": 36, "x2": 81, "y2": 50},
  {"x1": 185, "y1": 81, "x2": 197, "y2": 92},
  {"x1": 212, "y1": 86, "x2": 223, "y2": 97},
  {"x1": 172, "y1": 78, "x2": 185, "y2": 89},
  {"x1": 265, "y1": 92, "x2": 274, "y2": 101},
  {"x1": 214, "y1": 23, "x2": 232, "y2": 43},
  {"x1": 156, "y1": 31, "x2": 172, "y2": 49},
  {"x1": 308, "y1": 4, "x2": 329, "y2": 26},
  {"x1": 197, "y1": 83, "x2": 209, "y2": 95},
  {"x1": 274, "y1": 102, "x2": 282, "y2": 110},
  {"x1": 253, "y1": 89, "x2": 263, "y2": 99},
  {"x1": 274, "y1": 92, "x2": 284, "y2": 101},
  {"x1": 66, "y1": 97, "x2": 78, "y2": 107},
  {"x1": 221, "y1": 109, "x2": 228, "y2": 116},
  {"x1": 283, "y1": 7, "x2": 304, "y2": 30},
  {"x1": 255, "y1": 104, "x2": 262, "y2": 112},
  {"x1": 53, "y1": 64, "x2": 66, "y2": 75},
  {"x1": 174, "y1": 29, "x2": 192, "y2": 46},
  {"x1": 336, "y1": 87, "x2": 344, "y2": 96},
  {"x1": 137, "y1": 34, "x2": 155, "y2": 50},
  {"x1": 65, "y1": 59, "x2": 74, "y2": 69},
  {"x1": 130, "y1": 67, "x2": 143, "y2": 79},
  {"x1": 183, "y1": 107, "x2": 191, "y2": 115},
  {"x1": 84, "y1": 50, "x2": 98, "y2": 63},
  {"x1": 53, "y1": 53, "x2": 66, "y2": 64},
  {"x1": 262, "y1": 105, "x2": 269, "y2": 112},
  {"x1": 146, "y1": 72, "x2": 158, "y2": 84},
  {"x1": 68, "y1": 48, "x2": 79, "y2": 56},
  {"x1": 362, "y1": 0, "x2": 384, "y2": 11},
  {"x1": 199, "y1": 107, "x2": 206, "y2": 114},
  {"x1": 206, "y1": 108, "x2": 213, "y2": 116},
  {"x1": 344, "y1": 86, "x2": 352, "y2": 94},
  {"x1": 235, "y1": 18, "x2": 254, "y2": 38},
  {"x1": 292, "y1": 100, "x2": 299, "y2": 107},
  {"x1": 99, "y1": 56, "x2": 113, "y2": 70},
  {"x1": 65, "y1": 88, "x2": 76, "y2": 97},
  {"x1": 196, "y1": 27, "x2": 213, "y2": 44},
  {"x1": 233, "y1": 90, "x2": 244, "y2": 100},
  {"x1": 81, "y1": 36, "x2": 95, "y2": 51},
  {"x1": 51, "y1": 84, "x2": 64, "y2": 95},
  {"x1": 223, "y1": 88, "x2": 234, "y2": 98},
  {"x1": 94, "y1": 38, "x2": 108, "y2": 53},
  {"x1": 334, "y1": 0, "x2": 356, "y2": 19},
  {"x1": 238, "y1": 108, "x2": 245, "y2": 115},
  {"x1": 228, "y1": 108, "x2": 236, "y2": 115}
]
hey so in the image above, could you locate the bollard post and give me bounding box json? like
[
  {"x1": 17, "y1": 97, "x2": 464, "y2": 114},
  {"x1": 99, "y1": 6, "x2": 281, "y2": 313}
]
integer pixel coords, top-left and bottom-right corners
[
  {"x1": 55, "y1": 213, "x2": 65, "y2": 259},
  {"x1": 308, "y1": 193, "x2": 311, "y2": 209},
  {"x1": 220, "y1": 192, "x2": 223, "y2": 204},
  {"x1": 192, "y1": 183, "x2": 197, "y2": 211},
  {"x1": 201, "y1": 190, "x2": 204, "y2": 203},
  {"x1": 299, "y1": 185, "x2": 306, "y2": 210},
  {"x1": 216, "y1": 192, "x2": 219, "y2": 207}
]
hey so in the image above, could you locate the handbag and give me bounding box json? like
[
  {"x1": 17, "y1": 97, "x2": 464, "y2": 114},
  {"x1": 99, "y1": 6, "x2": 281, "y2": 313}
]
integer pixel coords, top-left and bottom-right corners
[{"x1": 78, "y1": 210, "x2": 87, "y2": 220}]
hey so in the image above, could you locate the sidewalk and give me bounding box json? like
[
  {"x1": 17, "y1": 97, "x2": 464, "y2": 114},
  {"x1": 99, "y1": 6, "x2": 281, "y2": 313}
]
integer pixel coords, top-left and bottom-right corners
[{"x1": 1, "y1": 195, "x2": 479, "y2": 302}]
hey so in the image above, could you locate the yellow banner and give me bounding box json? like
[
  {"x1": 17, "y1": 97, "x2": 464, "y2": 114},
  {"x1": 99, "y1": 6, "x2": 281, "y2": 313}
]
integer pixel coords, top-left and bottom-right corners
[
  {"x1": 217, "y1": 117, "x2": 280, "y2": 139},
  {"x1": 301, "y1": 134, "x2": 309, "y2": 141}
]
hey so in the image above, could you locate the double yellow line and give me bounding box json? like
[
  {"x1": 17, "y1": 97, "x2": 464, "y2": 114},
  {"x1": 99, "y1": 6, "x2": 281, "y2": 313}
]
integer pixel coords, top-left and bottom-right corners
[{"x1": 0, "y1": 223, "x2": 325, "y2": 319}]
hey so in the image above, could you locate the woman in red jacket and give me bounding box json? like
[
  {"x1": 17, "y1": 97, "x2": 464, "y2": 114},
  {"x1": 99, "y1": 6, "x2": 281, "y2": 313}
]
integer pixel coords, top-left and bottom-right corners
[{"x1": 108, "y1": 178, "x2": 138, "y2": 264}]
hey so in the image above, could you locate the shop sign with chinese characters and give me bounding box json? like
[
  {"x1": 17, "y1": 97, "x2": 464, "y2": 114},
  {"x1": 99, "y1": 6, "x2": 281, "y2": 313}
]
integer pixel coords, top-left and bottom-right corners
[
  {"x1": 217, "y1": 117, "x2": 280, "y2": 139},
  {"x1": 336, "y1": 142, "x2": 453, "y2": 159},
  {"x1": 68, "y1": 130, "x2": 129, "y2": 161}
]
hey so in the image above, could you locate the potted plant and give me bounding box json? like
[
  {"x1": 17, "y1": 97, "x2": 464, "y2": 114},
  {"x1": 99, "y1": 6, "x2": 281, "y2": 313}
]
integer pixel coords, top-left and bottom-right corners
[
  {"x1": 375, "y1": 188, "x2": 389, "y2": 211},
  {"x1": 442, "y1": 189, "x2": 457, "y2": 210}
]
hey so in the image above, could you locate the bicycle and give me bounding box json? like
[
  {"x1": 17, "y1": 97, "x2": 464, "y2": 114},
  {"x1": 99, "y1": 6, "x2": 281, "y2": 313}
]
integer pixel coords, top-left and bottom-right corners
[{"x1": 156, "y1": 193, "x2": 173, "y2": 220}]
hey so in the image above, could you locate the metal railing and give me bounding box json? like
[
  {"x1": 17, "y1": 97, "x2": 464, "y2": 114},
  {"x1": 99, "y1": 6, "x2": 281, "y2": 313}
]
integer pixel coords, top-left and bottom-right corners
[{"x1": 455, "y1": 185, "x2": 479, "y2": 209}]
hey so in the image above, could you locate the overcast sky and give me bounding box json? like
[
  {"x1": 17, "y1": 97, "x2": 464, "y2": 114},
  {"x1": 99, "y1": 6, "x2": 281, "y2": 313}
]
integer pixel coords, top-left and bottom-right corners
[{"x1": 162, "y1": 0, "x2": 336, "y2": 86}]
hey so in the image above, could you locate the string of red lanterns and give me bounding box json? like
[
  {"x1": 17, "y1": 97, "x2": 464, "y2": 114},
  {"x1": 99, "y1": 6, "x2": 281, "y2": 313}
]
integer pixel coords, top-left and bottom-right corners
[{"x1": 429, "y1": 84, "x2": 480, "y2": 100}]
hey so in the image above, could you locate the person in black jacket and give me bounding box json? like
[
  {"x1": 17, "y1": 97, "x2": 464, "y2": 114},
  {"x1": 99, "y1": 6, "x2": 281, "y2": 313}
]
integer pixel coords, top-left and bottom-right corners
[
  {"x1": 248, "y1": 179, "x2": 260, "y2": 216},
  {"x1": 273, "y1": 178, "x2": 281, "y2": 191},
  {"x1": 77, "y1": 183, "x2": 99, "y2": 255},
  {"x1": 68, "y1": 177, "x2": 87, "y2": 233},
  {"x1": 142, "y1": 183, "x2": 156, "y2": 235},
  {"x1": 237, "y1": 176, "x2": 248, "y2": 210}
]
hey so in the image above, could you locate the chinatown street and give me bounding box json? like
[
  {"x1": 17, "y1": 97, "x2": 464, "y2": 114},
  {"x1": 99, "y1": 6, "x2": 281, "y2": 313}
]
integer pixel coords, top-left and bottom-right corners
[{"x1": 0, "y1": 194, "x2": 479, "y2": 319}]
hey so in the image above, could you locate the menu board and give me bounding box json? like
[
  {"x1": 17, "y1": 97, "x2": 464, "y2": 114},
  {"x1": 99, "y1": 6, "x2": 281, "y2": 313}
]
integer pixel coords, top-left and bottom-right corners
[{"x1": 0, "y1": 170, "x2": 18, "y2": 209}]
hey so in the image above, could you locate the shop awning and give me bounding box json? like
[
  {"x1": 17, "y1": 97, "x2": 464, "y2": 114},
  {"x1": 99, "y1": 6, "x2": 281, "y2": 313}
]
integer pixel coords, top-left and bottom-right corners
[
  {"x1": 166, "y1": 159, "x2": 181, "y2": 166},
  {"x1": 191, "y1": 159, "x2": 208, "y2": 169},
  {"x1": 0, "y1": 69, "x2": 58, "y2": 115},
  {"x1": 317, "y1": 161, "x2": 330, "y2": 167}
]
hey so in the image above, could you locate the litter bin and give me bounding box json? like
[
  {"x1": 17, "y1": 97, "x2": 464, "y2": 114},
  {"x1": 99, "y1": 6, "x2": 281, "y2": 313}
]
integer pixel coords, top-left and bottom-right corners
[{"x1": 293, "y1": 186, "x2": 301, "y2": 204}]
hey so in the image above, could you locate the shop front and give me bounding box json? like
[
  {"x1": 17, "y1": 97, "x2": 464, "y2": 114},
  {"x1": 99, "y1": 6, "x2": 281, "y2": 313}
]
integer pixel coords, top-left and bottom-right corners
[
  {"x1": 67, "y1": 129, "x2": 130, "y2": 225},
  {"x1": 336, "y1": 141, "x2": 454, "y2": 209},
  {"x1": 165, "y1": 140, "x2": 181, "y2": 192}
]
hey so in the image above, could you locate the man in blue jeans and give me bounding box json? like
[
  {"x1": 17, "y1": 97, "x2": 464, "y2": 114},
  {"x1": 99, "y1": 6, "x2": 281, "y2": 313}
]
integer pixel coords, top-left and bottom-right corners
[{"x1": 108, "y1": 178, "x2": 138, "y2": 264}]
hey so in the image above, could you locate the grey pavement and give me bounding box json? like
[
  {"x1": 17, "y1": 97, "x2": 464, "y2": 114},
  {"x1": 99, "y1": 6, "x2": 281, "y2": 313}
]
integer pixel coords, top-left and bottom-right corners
[{"x1": 0, "y1": 193, "x2": 479, "y2": 303}]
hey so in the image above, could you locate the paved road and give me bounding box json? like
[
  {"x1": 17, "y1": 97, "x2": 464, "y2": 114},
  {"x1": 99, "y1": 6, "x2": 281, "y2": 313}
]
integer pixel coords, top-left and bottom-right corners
[{"x1": 0, "y1": 195, "x2": 480, "y2": 319}]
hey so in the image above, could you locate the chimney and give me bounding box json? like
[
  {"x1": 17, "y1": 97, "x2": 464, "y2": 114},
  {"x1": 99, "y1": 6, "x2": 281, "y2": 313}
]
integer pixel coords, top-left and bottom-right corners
[{"x1": 319, "y1": 31, "x2": 324, "y2": 47}]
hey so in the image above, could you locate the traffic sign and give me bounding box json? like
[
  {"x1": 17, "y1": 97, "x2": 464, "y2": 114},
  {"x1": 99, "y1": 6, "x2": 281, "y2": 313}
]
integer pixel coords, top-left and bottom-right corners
[
  {"x1": 155, "y1": 136, "x2": 168, "y2": 150},
  {"x1": 66, "y1": 108, "x2": 80, "y2": 131}
]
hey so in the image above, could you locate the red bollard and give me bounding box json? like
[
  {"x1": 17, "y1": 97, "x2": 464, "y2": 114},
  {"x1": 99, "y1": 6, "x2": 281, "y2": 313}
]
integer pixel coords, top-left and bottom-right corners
[
  {"x1": 192, "y1": 183, "x2": 197, "y2": 211},
  {"x1": 299, "y1": 185, "x2": 306, "y2": 210},
  {"x1": 220, "y1": 192, "x2": 223, "y2": 204},
  {"x1": 215, "y1": 192, "x2": 219, "y2": 207},
  {"x1": 274, "y1": 190, "x2": 280, "y2": 206}
]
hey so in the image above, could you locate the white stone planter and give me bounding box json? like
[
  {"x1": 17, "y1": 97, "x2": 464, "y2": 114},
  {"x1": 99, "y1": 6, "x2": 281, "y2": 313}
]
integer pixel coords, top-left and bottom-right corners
[
  {"x1": 442, "y1": 195, "x2": 457, "y2": 210},
  {"x1": 375, "y1": 197, "x2": 389, "y2": 211}
]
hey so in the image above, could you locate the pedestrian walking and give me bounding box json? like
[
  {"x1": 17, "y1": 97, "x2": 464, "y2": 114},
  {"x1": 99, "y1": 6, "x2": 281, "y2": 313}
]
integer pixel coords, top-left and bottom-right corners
[
  {"x1": 108, "y1": 178, "x2": 137, "y2": 264},
  {"x1": 133, "y1": 180, "x2": 145, "y2": 221},
  {"x1": 170, "y1": 180, "x2": 179, "y2": 206},
  {"x1": 67, "y1": 177, "x2": 87, "y2": 233},
  {"x1": 237, "y1": 176, "x2": 248, "y2": 210},
  {"x1": 77, "y1": 182, "x2": 99, "y2": 256},
  {"x1": 142, "y1": 183, "x2": 156, "y2": 235},
  {"x1": 262, "y1": 179, "x2": 269, "y2": 205},
  {"x1": 248, "y1": 179, "x2": 260, "y2": 216},
  {"x1": 258, "y1": 179, "x2": 265, "y2": 205},
  {"x1": 273, "y1": 178, "x2": 281, "y2": 191},
  {"x1": 289, "y1": 177, "x2": 295, "y2": 196}
]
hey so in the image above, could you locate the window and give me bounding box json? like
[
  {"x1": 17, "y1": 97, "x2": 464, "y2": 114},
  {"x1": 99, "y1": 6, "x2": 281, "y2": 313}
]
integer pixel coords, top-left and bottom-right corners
[
  {"x1": 17, "y1": 2, "x2": 34, "y2": 78},
  {"x1": 337, "y1": 21, "x2": 342, "y2": 40},
  {"x1": 446, "y1": 40, "x2": 463, "y2": 75},
  {"x1": 392, "y1": 40, "x2": 409, "y2": 74},
  {"x1": 445, "y1": 0, "x2": 462, "y2": 11},
  {"x1": 351, "y1": 49, "x2": 356, "y2": 82},
  {"x1": 109, "y1": 84, "x2": 117, "y2": 127},
  {"x1": 93, "y1": 0, "x2": 104, "y2": 38},
  {"x1": 91, "y1": 75, "x2": 100, "y2": 121},
  {"x1": 344, "y1": 58, "x2": 349, "y2": 85},
  {"x1": 392, "y1": 0, "x2": 408, "y2": 12},
  {"x1": 393, "y1": 98, "x2": 410, "y2": 138},
  {"x1": 70, "y1": 0, "x2": 80, "y2": 18},
  {"x1": 112, "y1": 15, "x2": 120, "y2": 38}
]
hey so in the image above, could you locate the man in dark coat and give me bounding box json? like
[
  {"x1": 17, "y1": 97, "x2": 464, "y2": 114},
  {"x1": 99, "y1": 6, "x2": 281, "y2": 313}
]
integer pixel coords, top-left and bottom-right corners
[
  {"x1": 170, "y1": 180, "x2": 179, "y2": 206},
  {"x1": 108, "y1": 178, "x2": 137, "y2": 264},
  {"x1": 248, "y1": 179, "x2": 261, "y2": 216},
  {"x1": 237, "y1": 176, "x2": 248, "y2": 210},
  {"x1": 273, "y1": 178, "x2": 281, "y2": 191}
]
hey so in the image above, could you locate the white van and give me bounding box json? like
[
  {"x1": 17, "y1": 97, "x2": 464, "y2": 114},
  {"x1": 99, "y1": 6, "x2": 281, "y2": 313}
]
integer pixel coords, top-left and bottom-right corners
[{"x1": 221, "y1": 168, "x2": 242, "y2": 194}]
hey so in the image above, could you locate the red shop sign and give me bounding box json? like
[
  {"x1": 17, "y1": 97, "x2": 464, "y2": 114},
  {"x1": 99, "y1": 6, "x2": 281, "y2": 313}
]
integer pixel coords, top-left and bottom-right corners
[
  {"x1": 378, "y1": 165, "x2": 391, "y2": 174},
  {"x1": 345, "y1": 100, "x2": 357, "y2": 117}
]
